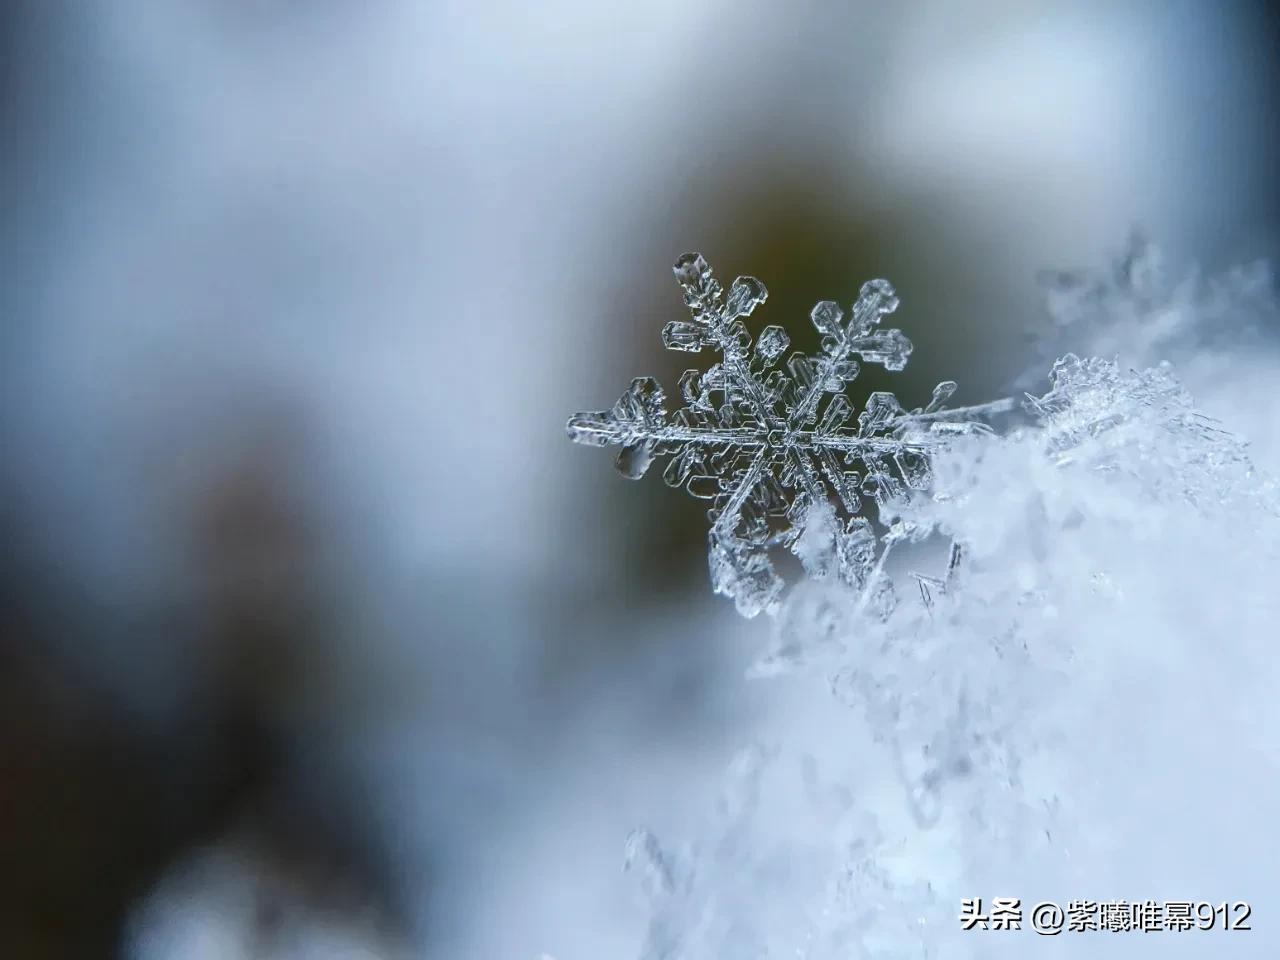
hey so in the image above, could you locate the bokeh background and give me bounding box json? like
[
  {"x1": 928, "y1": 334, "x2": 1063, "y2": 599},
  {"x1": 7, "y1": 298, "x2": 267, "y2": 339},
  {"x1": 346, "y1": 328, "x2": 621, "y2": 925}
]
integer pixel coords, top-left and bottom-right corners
[{"x1": 2, "y1": 2, "x2": 1278, "y2": 957}]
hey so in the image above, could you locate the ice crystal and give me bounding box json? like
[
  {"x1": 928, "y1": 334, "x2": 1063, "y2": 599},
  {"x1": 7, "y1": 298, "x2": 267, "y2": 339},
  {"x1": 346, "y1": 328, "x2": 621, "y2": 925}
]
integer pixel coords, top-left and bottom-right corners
[
  {"x1": 566, "y1": 253, "x2": 1013, "y2": 617},
  {"x1": 622, "y1": 348, "x2": 1280, "y2": 960},
  {"x1": 1026, "y1": 353, "x2": 1258, "y2": 501},
  {"x1": 596, "y1": 243, "x2": 1280, "y2": 960}
]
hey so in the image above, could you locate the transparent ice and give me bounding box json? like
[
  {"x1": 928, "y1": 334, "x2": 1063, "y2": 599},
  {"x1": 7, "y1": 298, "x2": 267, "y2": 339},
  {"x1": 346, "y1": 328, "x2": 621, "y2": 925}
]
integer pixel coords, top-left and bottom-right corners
[
  {"x1": 565, "y1": 246, "x2": 1280, "y2": 959},
  {"x1": 567, "y1": 253, "x2": 1013, "y2": 617}
]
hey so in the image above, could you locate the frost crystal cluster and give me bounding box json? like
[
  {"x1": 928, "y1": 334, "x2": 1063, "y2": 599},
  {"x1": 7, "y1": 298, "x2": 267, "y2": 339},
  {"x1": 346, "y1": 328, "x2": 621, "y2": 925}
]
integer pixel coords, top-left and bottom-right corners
[
  {"x1": 567, "y1": 253, "x2": 1009, "y2": 617},
  {"x1": 566, "y1": 244, "x2": 1280, "y2": 959},
  {"x1": 622, "y1": 351, "x2": 1280, "y2": 960}
]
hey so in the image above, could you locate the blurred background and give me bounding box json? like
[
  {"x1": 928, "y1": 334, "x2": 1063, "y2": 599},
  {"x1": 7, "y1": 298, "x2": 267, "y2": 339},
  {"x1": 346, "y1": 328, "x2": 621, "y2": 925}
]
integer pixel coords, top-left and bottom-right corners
[{"x1": 2, "y1": 2, "x2": 1278, "y2": 957}]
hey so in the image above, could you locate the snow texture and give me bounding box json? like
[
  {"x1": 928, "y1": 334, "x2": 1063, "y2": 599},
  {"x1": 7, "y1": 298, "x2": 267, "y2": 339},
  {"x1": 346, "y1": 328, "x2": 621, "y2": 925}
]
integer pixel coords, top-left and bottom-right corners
[
  {"x1": 567, "y1": 253, "x2": 1012, "y2": 617},
  {"x1": 568, "y1": 244, "x2": 1280, "y2": 959}
]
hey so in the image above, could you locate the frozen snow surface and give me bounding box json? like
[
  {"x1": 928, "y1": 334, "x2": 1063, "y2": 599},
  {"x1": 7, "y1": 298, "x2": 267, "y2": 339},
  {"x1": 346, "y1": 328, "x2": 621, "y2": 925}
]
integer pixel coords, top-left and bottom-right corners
[{"x1": 569, "y1": 242, "x2": 1280, "y2": 957}]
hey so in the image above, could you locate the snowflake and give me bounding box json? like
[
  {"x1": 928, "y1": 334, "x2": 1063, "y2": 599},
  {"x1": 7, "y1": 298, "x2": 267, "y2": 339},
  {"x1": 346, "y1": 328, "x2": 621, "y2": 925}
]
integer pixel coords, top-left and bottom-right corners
[{"x1": 566, "y1": 253, "x2": 1013, "y2": 617}]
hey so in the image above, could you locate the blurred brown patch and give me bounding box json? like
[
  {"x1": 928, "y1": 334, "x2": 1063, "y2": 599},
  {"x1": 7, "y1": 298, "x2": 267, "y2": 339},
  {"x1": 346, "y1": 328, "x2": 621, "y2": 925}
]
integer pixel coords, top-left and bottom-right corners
[{"x1": 0, "y1": 413, "x2": 400, "y2": 957}]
